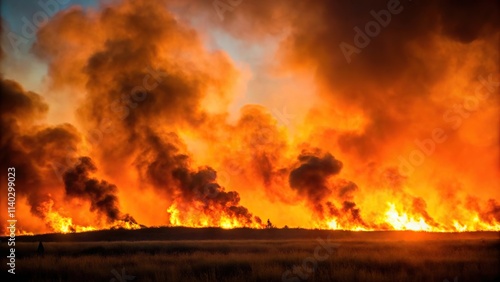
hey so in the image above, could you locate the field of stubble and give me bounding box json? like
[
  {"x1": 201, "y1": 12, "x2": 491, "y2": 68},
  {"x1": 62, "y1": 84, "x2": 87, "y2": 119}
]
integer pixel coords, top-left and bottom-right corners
[{"x1": 4, "y1": 237, "x2": 500, "y2": 282}]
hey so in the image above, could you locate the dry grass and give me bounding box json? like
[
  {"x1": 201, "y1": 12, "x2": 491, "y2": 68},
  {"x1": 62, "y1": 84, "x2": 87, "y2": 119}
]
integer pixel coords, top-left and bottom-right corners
[{"x1": 4, "y1": 238, "x2": 499, "y2": 281}]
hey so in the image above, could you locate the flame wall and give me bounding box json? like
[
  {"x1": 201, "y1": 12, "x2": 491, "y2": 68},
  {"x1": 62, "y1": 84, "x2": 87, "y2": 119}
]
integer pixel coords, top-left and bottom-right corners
[{"x1": 1, "y1": 0, "x2": 499, "y2": 234}]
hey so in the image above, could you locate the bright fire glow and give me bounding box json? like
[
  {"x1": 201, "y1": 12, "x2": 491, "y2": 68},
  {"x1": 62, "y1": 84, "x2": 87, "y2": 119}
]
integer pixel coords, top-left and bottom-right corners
[
  {"x1": 1, "y1": 0, "x2": 498, "y2": 235},
  {"x1": 37, "y1": 200, "x2": 97, "y2": 234},
  {"x1": 385, "y1": 203, "x2": 434, "y2": 232}
]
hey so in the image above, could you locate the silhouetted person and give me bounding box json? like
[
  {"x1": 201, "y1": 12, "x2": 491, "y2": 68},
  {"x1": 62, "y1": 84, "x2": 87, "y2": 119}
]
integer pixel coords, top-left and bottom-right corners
[
  {"x1": 37, "y1": 241, "x2": 44, "y2": 257},
  {"x1": 266, "y1": 219, "x2": 275, "y2": 229}
]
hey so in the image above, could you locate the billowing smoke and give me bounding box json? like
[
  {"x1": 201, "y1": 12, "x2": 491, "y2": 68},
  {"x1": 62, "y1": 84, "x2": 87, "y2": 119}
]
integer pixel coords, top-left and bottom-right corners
[
  {"x1": 1, "y1": 0, "x2": 498, "y2": 233},
  {"x1": 136, "y1": 129, "x2": 262, "y2": 226},
  {"x1": 287, "y1": 149, "x2": 371, "y2": 228},
  {"x1": 0, "y1": 77, "x2": 78, "y2": 232},
  {"x1": 235, "y1": 105, "x2": 288, "y2": 189},
  {"x1": 63, "y1": 156, "x2": 136, "y2": 223},
  {"x1": 324, "y1": 201, "x2": 368, "y2": 229},
  {"x1": 0, "y1": 77, "x2": 137, "y2": 233},
  {"x1": 30, "y1": 0, "x2": 267, "y2": 228},
  {"x1": 289, "y1": 150, "x2": 343, "y2": 204},
  {"x1": 3, "y1": 0, "x2": 263, "y2": 232}
]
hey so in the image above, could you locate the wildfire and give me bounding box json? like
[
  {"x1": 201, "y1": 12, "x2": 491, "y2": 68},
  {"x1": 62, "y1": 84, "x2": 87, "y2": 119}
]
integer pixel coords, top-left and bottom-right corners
[
  {"x1": 381, "y1": 202, "x2": 500, "y2": 232},
  {"x1": 26, "y1": 198, "x2": 500, "y2": 234},
  {"x1": 167, "y1": 204, "x2": 264, "y2": 229},
  {"x1": 112, "y1": 219, "x2": 143, "y2": 230},
  {"x1": 454, "y1": 216, "x2": 500, "y2": 232},
  {"x1": 1, "y1": 0, "x2": 498, "y2": 236},
  {"x1": 36, "y1": 199, "x2": 142, "y2": 233},
  {"x1": 452, "y1": 221, "x2": 468, "y2": 232},
  {"x1": 320, "y1": 218, "x2": 371, "y2": 231},
  {"x1": 18, "y1": 230, "x2": 34, "y2": 236},
  {"x1": 38, "y1": 199, "x2": 97, "y2": 233},
  {"x1": 385, "y1": 203, "x2": 435, "y2": 232},
  {"x1": 306, "y1": 202, "x2": 500, "y2": 232}
]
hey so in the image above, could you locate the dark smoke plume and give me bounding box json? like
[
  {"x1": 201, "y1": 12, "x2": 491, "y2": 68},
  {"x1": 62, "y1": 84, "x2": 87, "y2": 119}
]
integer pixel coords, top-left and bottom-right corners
[{"x1": 63, "y1": 156, "x2": 130, "y2": 223}]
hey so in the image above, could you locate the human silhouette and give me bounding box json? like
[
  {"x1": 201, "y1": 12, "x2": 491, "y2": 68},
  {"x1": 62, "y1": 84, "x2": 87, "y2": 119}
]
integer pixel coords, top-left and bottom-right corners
[
  {"x1": 266, "y1": 219, "x2": 275, "y2": 229},
  {"x1": 37, "y1": 241, "x2": 45, "y2": 257}
]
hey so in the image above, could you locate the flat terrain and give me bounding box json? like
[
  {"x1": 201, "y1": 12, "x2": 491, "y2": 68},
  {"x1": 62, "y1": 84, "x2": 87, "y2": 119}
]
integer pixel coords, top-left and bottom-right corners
[{"x1": 1, "y1": 228, "x2": 499, "y2": 282}]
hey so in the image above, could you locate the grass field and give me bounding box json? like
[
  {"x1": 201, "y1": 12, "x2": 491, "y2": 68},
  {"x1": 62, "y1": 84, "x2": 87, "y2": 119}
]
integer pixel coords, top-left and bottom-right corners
[{"x1": 2, "y1": 229, "x2": 499, "y2": 282}]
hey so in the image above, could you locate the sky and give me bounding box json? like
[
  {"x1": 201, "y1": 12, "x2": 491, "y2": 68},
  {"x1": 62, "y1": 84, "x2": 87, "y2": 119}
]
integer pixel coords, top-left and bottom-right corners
[
  {"x1": 0, "y1": 0, "x2": 499, "y2": 235},
  {"x1": 1, "y1": 0, "x2": 304, "y2": 126}
]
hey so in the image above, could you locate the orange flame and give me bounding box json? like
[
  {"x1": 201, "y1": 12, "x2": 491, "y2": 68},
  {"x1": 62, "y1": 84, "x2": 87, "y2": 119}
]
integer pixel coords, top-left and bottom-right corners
[
  {"x1": 379, "y1": 202, "x2": 499, "y2": 232},
  {"x1": 37, "y1": 199, "x2": 97, "y2": 233},
  {"x1": 36, "y1": 199, "x2": 142, "y2": 233},
  {"x1": 310, "y1": 202, "x2": 500, "y2": 232},
  {"x1": 385, "y1": 203, "x2": 436, "y2": 231},
  {"x1": 167, "y1": 203, "x2": 264, "y2": 229}
]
